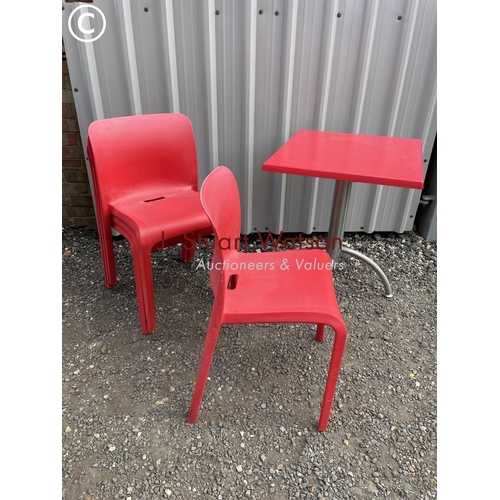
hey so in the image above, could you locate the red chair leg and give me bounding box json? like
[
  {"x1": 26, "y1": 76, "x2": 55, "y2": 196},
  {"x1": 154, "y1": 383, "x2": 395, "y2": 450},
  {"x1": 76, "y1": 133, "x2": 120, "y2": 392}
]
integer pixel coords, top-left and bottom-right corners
[
  {"x1": 98, "y1": 227, "x2": 117, "y2": 288},
  {"x1": 316, "y1": 324, "x2": 326, "y2": 343},
  {"x1": 130, "y1": 246, "x2": 156, "y2": 334},
  {"x1": 180, "y1": 243, "x2": 189, "y2": 262},
  {"x1": 188, "y1": 303, "x2": 223, "y2": 423},
  {"x1": 181, "y1": 239, "x2": 196, "y2": 262},
  {"x1": 318, "y1": 324, "x2": 347, "y2": 432}
]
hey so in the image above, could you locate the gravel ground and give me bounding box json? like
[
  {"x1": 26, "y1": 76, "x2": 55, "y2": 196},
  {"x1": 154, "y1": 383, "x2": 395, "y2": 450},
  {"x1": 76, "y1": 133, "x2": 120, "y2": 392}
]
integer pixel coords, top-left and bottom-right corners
[{"x1": 62, "y1": 225, "x2": 437, "y2": 500}]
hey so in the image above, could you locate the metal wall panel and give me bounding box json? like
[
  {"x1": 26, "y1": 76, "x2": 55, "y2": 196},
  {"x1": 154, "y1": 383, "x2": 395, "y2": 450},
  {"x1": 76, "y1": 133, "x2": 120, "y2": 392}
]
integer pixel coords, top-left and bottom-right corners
[{"x1": 62, "y1": 0, "x2": 437, "y2": 235}]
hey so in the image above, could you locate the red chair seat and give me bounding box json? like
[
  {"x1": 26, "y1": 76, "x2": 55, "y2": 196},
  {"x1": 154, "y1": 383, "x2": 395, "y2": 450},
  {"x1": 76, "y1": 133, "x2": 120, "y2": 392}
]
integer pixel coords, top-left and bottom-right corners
[
  {"x1": 110, "y1": 188, "x2": 210, "y2": 247},
  {"x1": 220, "y1": 251, "x2": 342, "y2": 323}
]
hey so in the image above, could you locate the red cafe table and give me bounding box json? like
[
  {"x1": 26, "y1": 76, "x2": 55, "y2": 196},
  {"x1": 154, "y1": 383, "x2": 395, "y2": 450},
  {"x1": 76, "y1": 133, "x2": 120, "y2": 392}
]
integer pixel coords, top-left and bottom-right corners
[{"x1": 262, "y1": 130, "x2": 424, "y2": 298}]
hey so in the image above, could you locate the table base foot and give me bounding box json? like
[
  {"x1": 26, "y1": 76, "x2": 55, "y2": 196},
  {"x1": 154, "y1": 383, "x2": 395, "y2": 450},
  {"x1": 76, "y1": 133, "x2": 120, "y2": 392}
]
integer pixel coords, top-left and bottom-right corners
[{"x1": 340, "y1": 247, "x2": 393, "y2": 298}]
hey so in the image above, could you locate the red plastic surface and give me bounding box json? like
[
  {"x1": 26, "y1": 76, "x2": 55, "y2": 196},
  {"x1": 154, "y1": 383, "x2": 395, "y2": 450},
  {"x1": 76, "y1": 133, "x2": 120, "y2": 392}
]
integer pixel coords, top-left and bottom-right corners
[
  {"x1": 187, "y1": 167, "x2": 348, "y2": 432},
  {"x1": 86, "y1": 113, "x2": 212, "y2": 334},
  {"x1": 263, "y1": 130, "x2": 424, "y2": 189}
]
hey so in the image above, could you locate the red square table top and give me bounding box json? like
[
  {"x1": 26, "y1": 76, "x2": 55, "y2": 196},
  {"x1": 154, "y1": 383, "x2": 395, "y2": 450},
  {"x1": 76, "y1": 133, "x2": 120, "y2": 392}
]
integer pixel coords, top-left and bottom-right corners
[{"x1": 262, "y1": 130, "x2": 424, "y2": 190}]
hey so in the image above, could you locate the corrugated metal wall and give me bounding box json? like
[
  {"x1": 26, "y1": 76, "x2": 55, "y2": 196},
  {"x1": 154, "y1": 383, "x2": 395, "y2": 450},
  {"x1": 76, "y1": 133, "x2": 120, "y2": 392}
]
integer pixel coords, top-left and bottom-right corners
[{"x1": 62, "y1": 0, "x2": 437, "y2": 235}]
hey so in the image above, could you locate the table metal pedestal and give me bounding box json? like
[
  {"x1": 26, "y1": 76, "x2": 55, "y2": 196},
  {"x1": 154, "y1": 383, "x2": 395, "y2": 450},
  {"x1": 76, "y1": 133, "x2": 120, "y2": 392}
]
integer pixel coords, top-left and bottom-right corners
[{"x1": 328, "y1": 180, "x2": 393, "y2": 298}]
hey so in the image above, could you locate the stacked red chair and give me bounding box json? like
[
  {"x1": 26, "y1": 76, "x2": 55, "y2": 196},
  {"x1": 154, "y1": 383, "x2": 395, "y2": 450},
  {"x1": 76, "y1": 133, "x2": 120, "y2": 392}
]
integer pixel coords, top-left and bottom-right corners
[{"x1": 86, "y1": 113, "x2": 212, "y2": 334}]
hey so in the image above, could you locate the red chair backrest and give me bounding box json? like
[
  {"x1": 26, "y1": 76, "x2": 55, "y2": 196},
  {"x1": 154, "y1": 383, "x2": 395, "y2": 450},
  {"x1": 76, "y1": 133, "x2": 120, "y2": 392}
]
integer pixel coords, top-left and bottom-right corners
[
  {"x1": 199, "y1": 167, "x2": 241, "y2": 295},
  {"x1": 87, "y1": 113, "x2": 199, "y2": 205}
]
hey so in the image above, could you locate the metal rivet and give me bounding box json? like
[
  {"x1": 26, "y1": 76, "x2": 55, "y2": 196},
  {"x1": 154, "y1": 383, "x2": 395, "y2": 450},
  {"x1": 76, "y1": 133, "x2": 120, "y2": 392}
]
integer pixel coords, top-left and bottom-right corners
[
  {"x1": 62, "y1": 6, "x2": 65, "y2": 10},
  {"x1": 313, "y1": 227, "x2": 317, "y2": 230},
  {"x1": 397, "y1": 15, "x2": 402, "y2": 20},
  {"x1": 337, "y1": 13, "x2": 342, "y2": 18},
  {"x1": 410, "y1": 215, "x2": 414, "y2": 218},
  {"x1": 424, "y1": 159, "x2": 428, "y2": 163},
  {"x1": 360, "y1": 226, "x2": 364, "y2": 230},
  {"x1": 259, "y1": 9, "x2": 263, "y2": 15},
  {"x1": 74, "y1": 88, "x2": 79, "y2": 92},
  {"x1": 144, "y1": 7, "x2": 149, "y2": 12},
  {"x1": 253, "y1": 227, "x2": 257, "y2": 231},
  {"x1": 275, "y1": 11, "x2": 279, "y2": 16},
  {"x1": 265, "y1": 227, "x2": 269, "y2": 231},
  {"x1": 215, "y1": 10, "x2": 220, "y2": 15}
]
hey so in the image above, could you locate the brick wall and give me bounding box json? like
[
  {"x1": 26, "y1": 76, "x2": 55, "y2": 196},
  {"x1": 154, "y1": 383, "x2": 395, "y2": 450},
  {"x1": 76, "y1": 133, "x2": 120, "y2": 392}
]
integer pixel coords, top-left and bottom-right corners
[{"x1": 62, "y1": 41, "x2": 96, "y2": 227}]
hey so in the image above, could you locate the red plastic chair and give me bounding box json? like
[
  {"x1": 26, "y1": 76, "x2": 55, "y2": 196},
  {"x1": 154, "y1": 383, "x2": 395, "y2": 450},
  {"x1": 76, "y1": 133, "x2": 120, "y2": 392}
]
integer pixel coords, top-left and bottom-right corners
[
  {"x1": 86, "y1": 113, "x2": 212, "y2": 334},
  {"x1": 188, "y1": 166, "x2": 348, "y2": 431}
]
